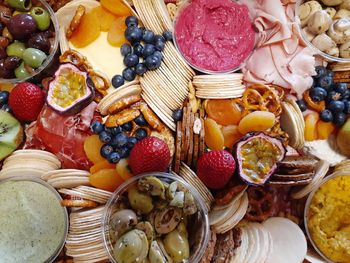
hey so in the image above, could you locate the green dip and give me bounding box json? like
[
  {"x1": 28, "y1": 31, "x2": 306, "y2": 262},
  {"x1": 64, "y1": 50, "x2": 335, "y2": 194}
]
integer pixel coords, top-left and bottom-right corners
[{"x1": 0, "y1": 180, "x2": 67, "y2": 263}]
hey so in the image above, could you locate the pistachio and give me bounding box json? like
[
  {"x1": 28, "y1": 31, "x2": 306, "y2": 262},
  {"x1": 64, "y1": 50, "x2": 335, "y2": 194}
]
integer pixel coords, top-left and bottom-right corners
[
  {"x1": 110, "y1": 209, "x2": 138, "y2": 239},
  {"x1": 307, "y1": 10, "x2": 332, "y2": 35},
  {"x1": 128, "y1": 186, "x2": 154, "y2": 214},
  {"x1": 302, "y1": 27, "x2": 316, "y2": 42},
  {"x1": 327, "y1": 46, "x2": 340, "y2": 57},
  {"x1": 183, "y1": 192, "x2": 197, "y2": 215},
  {"x1": 136, "y1": 221, "x2": 155, "y2": 243},
  {"x1": 163, "y1": 230, "x2": 190, "y2": 263},
  {"x1": 154, "y1": 208, "x2": 182, "y2": 234},
  {"x1": 169, "y1": 191, "x2": 184, "y2": 208},
  {"x1": 138, "y1": 176, "x2": 166, "y2": 199}
]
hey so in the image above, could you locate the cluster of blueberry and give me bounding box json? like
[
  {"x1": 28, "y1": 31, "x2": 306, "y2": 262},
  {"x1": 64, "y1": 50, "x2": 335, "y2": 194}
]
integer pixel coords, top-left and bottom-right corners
[
  {"x1": 297, "y1": 66, "x2": 350, "y2": 127},
  {"x1": 111, "y1": 16, "x2": 173, "y2": 88},
  {"x1": 90, "y1": 113, "x2": 150, "y2": 163},
  {"x1": 0, "y1": 91, "x2": 10, "y2": 112}
]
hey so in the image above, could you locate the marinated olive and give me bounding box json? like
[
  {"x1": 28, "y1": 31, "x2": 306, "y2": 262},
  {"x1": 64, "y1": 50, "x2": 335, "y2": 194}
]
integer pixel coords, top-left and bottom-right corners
[
  {"x1": 0, "y1": 59, "x2": 14, "y2": 78},
  {"x1": 3, "y1": 56, "x2": 21, "y2": 70},
  {"x1": 7, "y1": 0, "x2": 32, "y2": 11},
  {"x1": 128, "y1": 186, "x2": 154, "y2": 214},
  {"x1": 6, "y1": 41, "x2": 25, "y2": 58},
  {"x1": 22, "y1": 47, "x2": 47, "y2": 68},
  {"x1": 0, "y1": 46, "x2": 6, "y2": 59},
  {"x1": 0, "y1": 36, "x2": 9, "y2": 48},
  {"x1": 14, "y1": 61, "x2": 31, "y2": 79},
  {"x1": 30, "y1": 7, "x2": 50, "y2": 31},
  {"x1": 2, "y1": 27, "x2": 13, "y2": 41},
  {"x1": 27, "y1": 32, "x2": 51, "y2": 54},
  {"x1": 0, "y1": 6, "x2": 12, "y2": 26},
  {"x1": 7, "y1": 14, "x2": 37, "y2": 40}
]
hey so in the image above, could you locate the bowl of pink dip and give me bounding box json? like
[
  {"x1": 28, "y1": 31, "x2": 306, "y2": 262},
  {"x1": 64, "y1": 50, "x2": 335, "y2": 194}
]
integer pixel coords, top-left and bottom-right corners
[{"x1": 173, "y1": 0, "x2": 256, "y2": 74}]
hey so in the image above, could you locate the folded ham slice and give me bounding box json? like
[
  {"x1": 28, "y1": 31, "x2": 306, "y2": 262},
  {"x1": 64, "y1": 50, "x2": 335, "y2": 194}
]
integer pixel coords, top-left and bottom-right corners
[{"x1": 24, "y1": 102, "x2": 101, "y2": 170}]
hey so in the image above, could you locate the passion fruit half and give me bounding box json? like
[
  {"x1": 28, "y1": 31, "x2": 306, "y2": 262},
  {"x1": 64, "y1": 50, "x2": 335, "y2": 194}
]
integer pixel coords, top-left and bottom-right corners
[
  {"x1": 47, "y1": 63, "x2": 94, "y2": 115},
  {"x1": 234, "y1": 132, "x2": 286, "y2": 186}
]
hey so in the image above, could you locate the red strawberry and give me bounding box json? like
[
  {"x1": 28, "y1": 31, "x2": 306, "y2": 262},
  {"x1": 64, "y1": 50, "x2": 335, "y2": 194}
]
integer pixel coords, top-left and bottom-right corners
[
  {"x1": 129, "y1": 136, "x2": 171, "y2": 175},
  {"x1": 197, "y1": 150, "x2": 236, "y2": 189},
  {"x1": 8, "y1": 82, "x2": 45, "y2": 122}
]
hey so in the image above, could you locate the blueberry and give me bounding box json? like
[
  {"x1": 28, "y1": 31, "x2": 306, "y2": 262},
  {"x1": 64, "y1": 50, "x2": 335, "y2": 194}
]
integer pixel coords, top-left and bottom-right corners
[
  {"x1": 154, "y1": 34, "x2": 165, "y2": 43},
  {"x1": 100, "y1": 144, "x2": 114, "y2": 158},
  {"x1": 122, "y1": 67, "x2": 136, "y2": 81},
  {"x1": 142, "y1": 43, "x2": 156, "y2": 58},
  {"x1": 314, "y1": 66, "x2": 328, "y2": 79},
  {"x1": 135, "y1": 128, "x2": 147, "y2": 140},
  {"x1": 127, "y1": 137, "x2": 138, "y2": 149},
  {"x1": 135, "y1": 114, "x2": 148, "y2": 126},
  {"x1": 344, "y1": 100, "x2": 350, "y2": 114},
  {"x1": 125, "y1": 26, "x2": 143, "y2": 44},
  {"x1": 107, "y1": 152, "x2": 121, "y2": 164},
  {"x1": 155, "y1": 39, "x2": 165, "y2": 51},
  {"x1": 122, "y1": 122, "x2": 133, "y2": 131},
  {"x1": 145, "y1": 54, "x2": 161, "y2": 70},
  {"x1": 125, "y1": 16, "x2": 138, "y2": 27},
  {"x1": 334, "y1": 112, "x2": 347, "y2": 127},
  {"x1": 99, "y1": 130, "x2": 112, "y2": 143},
  {"x1": 1, "y1": 104, "x2": 11, "y2": 112},
  {"x1": 142, "y1": 30, "x2": 155, "y2": 43},
  {"x1": 0, "y1": 90, "x2": 9, "y2": 106},
  {"x1": 120, "y1": 43, "x2": 132, "y2": 56},
  {"x1": 333, "y1": 83, "x2": 348, "y2": 95},
  {"x1": 135, "y1": 63, "x2": 147, "y2": 76},
  {"x1": 310, "y1": 87, "x2": 327, "y2": 102},
  {"x1": 112, "y1": 132, "x2": 129, "y2": 148},
  {"x1": 91, "y1": 121, "x2": 104, "y2": 134},
  {"x1": 343, "y1": 89, "x2": 350, "y2": 100},
  {"x1": 163, "y1": 31, "x2": 173, "y2": 41},
  {"x1": 296, "y1": 99, "x2": 307, "y2": 112},
  {"x1": 117, "y1": 147, "x2": 129, "y2": 158},
  {"x1": 111, "y1": 75, "x2": 125, "y2": 88},
  {"x1": 328, "y1": 100, "x2": 345, "y2": 113},
  {"x1": 153, "y1": 51, "x2": 163, "y2": 60},
  {"x1": 123, "y1": 54, "x2": 139, "y2": 67},
  {"x1": 315, "y1": 75, "x2": 334, "y2": 90},
  {"x1": 172, "y1": 109, "x2": 183, "y2": 122},
  {"x1": 109, "y1": 126, "x2": 123, "y2": 135},
  {"x1": 133, "y1": 42, "x2": 143, "y2": 57},
  {"x1": 320, "y1": 109, "x2": 333, "y2": 122}
]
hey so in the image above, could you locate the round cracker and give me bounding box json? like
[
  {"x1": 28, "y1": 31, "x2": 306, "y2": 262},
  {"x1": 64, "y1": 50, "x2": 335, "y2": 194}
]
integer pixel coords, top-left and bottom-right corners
[{"x1": 48, "y1": 176, "x2": 91, "y2": 189}]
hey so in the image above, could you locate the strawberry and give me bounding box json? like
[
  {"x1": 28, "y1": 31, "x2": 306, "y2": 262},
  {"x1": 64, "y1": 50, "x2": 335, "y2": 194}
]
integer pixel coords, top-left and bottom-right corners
[
  {"x1": 129, "y1": 136, "x2": 171, "y2": 175},
  {"x1": 8, "y1": 82, "x2": 45, "y2": 122},
  {"x1": 197, "y1": 150, "x2": 236, "y2": 189}
]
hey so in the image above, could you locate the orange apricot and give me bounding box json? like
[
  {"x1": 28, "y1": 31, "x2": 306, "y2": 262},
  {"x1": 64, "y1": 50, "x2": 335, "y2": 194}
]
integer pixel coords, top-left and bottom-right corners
[
  {"x1": 205, "y1": 99, "x2": 242, "y2": 126},
  {"x1": 94, "y1": 6, "x2": 118, "y2": 32},
  {"x1": 107, "y1": 16, "x2": 127, "y2": 47},
  {"x1": 238, "y1": 111, "x2": 275, "y2": 135},
  {"x1": 204, "y1": 118, "x2": 224, "y2": 150},
  {"x1": 100, "y1": 0, "x2": 132, "y2": 16},
  {"x1": 317, "y1": 120, "x2": 335, "y2": 140},
  {"x1": 116, "y1": 158, "x2": 133, "y2": 181},
  {"x1": 221, "y1": 125, "x2": 242, "y2": 149},
  {"x1": 304, "y1": 112, "x2": 319, "y2": 141},
  {"x1": 84, "y1": 135, "x2": 105, "y2": 164},
  {"x1": 90, "y1": 159, "x2": 116, "y2": 174},
  {"x1": 89, "y1": 169, "x2": 124, "y2": 192}
]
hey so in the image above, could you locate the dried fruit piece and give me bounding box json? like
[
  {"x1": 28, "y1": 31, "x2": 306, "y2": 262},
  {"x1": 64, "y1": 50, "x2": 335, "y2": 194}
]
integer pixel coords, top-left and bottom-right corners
[
  {"x1": 317, "y1": 120, "x2": 335, "y2": 140},
  {"x1": 238, "y1": 111, "x2": 276, "y2": 135},
  {"x1": 107, "y1": 16, "x2": 127, "y2": 47},
  {"x1": 204, "y1": 118, "x2": 224, "y2": 150},
  {"x1": 100, "y1": 0, "x2": 132, "y2": 16},
  {"x1": 116, "y1": 158, "x2": 133, "y2": 181},
  {"x1": 221, "y1": 125, "x2": 242, "y2": 149},
  {"x1": 70, "y1": 8, "x2": 101, "y2": 48},
  {"x1": 84, "y1": 134, "x2": 105, "y2": 164},
  {"x1": 304, "y1": 112, "x2": 319, "y2": 141},
  {"x1": 89, "y1": 168, "x2": 124, "y2": 191},
  {"x1": 90, "y1": 159, "x2": 116, "y2": 174},
  {"x1": 205, "y1": 99, "x2": 242, "y2": 126},
  {"x1": 95, "y1": 6, "x2": 118, "y2": 32}
]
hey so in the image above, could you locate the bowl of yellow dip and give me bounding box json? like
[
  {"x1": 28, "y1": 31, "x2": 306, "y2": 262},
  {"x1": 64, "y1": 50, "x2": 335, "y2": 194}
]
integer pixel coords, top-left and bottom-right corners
[
  {"x1": 305, "y1": 171, "x2": 350, "y2": 263},
  {"x1": 0, "y1": 177, "x2": 68, "y2": 263}
]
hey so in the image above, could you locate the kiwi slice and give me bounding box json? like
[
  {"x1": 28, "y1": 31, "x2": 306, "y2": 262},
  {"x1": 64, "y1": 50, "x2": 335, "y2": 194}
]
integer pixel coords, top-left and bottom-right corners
[{"x1": 0, "y1": 110, "x2": 23, "y2": 161}]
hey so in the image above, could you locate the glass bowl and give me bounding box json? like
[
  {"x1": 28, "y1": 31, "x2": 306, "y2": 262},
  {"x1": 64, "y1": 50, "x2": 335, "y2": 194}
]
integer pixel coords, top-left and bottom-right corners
[
  {"x1": 295, "y1": 0, "x2": 350, "y2": 63},
  {"x1": 0, "y1": 0, "x2": 59, "y2": 84},
  {"x1": 0, "y1": 177, "x2": 68, "y2": 263},
  {"x1": 304, "y1": 171, "x2": 350, "y2": 263},
  {"x1": 173, "y1": 0, "x2": 258, "y2": 74},
  {"x1": 102, "y1": 172, "x2": 210, "y2": 263}
]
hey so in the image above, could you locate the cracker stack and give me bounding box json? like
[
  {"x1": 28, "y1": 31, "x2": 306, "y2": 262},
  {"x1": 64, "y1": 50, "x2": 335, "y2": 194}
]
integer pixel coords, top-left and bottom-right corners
[
  {"x1": 0, "y1": 150, "x2": 61, "y2": 179},
  {"x1": 42, "y1": 169, "x2": 91, "y2": 189},
  {"x1": 330, "y1": 62, "x2": 350, "y2": 85},
  {"x1": 133, "y1": 0, "x2": 195, "y2": 131}
]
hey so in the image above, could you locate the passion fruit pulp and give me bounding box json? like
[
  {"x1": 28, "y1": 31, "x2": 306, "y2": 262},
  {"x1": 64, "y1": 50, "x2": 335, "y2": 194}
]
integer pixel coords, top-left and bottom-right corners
[
  {"x1": 47, "y1": 63, "x2": 94, "y2": 115},
  {"x1": 234, "y1": 132, "x2": 286, "y2": 185}
]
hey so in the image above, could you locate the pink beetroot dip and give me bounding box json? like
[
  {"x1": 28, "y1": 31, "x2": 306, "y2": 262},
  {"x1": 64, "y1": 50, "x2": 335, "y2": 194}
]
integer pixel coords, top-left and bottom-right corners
[{"x1": 174, "y1": 0, "x2": 255, "y2": 72}]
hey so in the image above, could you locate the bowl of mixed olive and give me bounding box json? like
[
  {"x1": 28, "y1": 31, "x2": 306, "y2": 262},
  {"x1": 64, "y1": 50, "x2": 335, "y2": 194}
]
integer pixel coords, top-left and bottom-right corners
[
  {"x1": 102, "y1": 173, "x2": 210, "y2": 263},
  {"x1": 0, "y1": 0, "x2": 59, "y2": 82}
]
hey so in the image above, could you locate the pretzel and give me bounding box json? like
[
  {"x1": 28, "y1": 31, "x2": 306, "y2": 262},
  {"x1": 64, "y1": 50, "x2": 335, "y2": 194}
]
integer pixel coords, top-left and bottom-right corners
[
  {"x1": 66, "y1": 5, "x2": 85, "y2": 39},
  {"x1": 215, "y1": 184, "x2": 247, "y2": 206},
  {"x1": 88, "y1": 69, "x2": 111, "y2": 92},
  {"x1": 267, "y1": 122, "x2": 289, "y2": 146},
  {"x1": 130, "y1": 123, "x2": 152, "y2": 137},
  {"x1": 245, "y1": 187, "x2": 276, "y2": 222},
  {"x1": 140, "y1": 103, "x2": 165, "y2": 132},
  {"x1": 105, "y1": 108, "x2": 141, "y2": 127},
  {"x1": 59, "y1": 50, "x2": 92, "y2": 72},
  {"x1": 61, "y1": 199, "x2": 98, "y2": 208},
  {"x1": 108, "y1": 95, "x2": 142, "y2": 115}
]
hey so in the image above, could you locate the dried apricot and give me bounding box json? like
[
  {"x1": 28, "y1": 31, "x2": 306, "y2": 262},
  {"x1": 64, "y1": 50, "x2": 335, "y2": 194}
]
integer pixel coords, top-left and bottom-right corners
[
  {"x1": 89, "y1": 168, "x2": 124, "y2": 191},
  {"x1": 317, "y1": 120, "x2": 335, "y2": 140},
  {"x1": 107, "y1": 16, "x2": 127, "y2": 47},
  {"x1": 90, "y1": 159, "x2": 116, "y2": 174},
  {"x1": 116, "y1": 158, "x2": 133, "y2": 181},
  {"x1": 238, "y1": 111, "x2": 275, "y2": 135},
  {"x1": 205, "y1": 99, "x2": 242, "y2": 126},
  {"x1": 100, "y1": 0, "x2": 132, "y2": 16},
  {"x1": 304, "y1": 112, "x2": 319, "y2": 141},
  {"x1": 221, "y1": 125, "x2": 242, "y2": 149},
  {"x1": 95, "y1": 6, "x2": 118, "y2": 32},
  {"x1": 70, "y1": 8, "x2": 101, "y2": 48},
  {"x1": 84, "y1": 135, "x2": 105, "y2": 164},
  {"x1": 204, "y1": 118, "x2": 224, "y2": 150}
]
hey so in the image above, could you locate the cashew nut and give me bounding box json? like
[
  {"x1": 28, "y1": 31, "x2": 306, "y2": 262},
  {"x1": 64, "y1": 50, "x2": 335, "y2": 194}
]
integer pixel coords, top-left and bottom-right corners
[
  {"x1": 312, "y1": 33, "x2": 337, "y2": 52},
  {"x1": 334, "y1": 9, "x2": 350, "y2": 20},
  {"x1": 326, "y1": 46, "x2": 340, "y2": 56},
  {"x1": 339, "y1": 0, "x2": 350, "y2": 11},
  {"x1": 327, "y1": 19, "x2": 350, "y2": 44},
  {"x1": 302, "y1": 27, "x2": 316, "y2": 42},
  {"x1": 320, "y1": 0, "x2": 343, "y2": 6},
  {"x1": 340, "y1": 41, "x2": 350, "y2": 57},
  {"x1": 308, "y1": 10, "x2": 332, "y2": 35},
  {"x1": 299, "y1": 1, "x2": 322, "y2": 27},
  {"x1": 325, "y1": 7, "x2": 336, "y2": 19}
]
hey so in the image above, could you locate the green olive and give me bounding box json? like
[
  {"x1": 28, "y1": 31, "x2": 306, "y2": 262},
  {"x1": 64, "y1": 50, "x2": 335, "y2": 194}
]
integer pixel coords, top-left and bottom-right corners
[
  {"x1": 12, "y1": 10, "x2": 27, "y2": 16},
  {"x1": 14, "y1": 62, "x2": 31, "y2": 79},
  {"x1": 6, "y1": 41, "x2": 25, "y2": 58},
  {"x1": 7, "y1": 0, "x2": 31, "y2": 11},
  {"x1": 30, "y1": 7, "x2": 50, "y2": 31},
  {"x1": 22, "y1": 48, "x2": 47, "y2": 68}
]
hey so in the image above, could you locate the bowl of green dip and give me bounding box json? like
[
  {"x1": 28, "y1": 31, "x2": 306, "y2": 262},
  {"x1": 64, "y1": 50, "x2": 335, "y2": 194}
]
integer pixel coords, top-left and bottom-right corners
[{"x1": 0, "y1": 177, "x2": 68, "y2": 263}]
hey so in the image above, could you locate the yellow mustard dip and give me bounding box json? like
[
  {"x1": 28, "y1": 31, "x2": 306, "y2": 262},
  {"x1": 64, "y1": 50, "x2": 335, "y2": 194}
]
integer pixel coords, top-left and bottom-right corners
[{"x1": 308, "y1": 175, "x2": 350, "y2": 263}]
